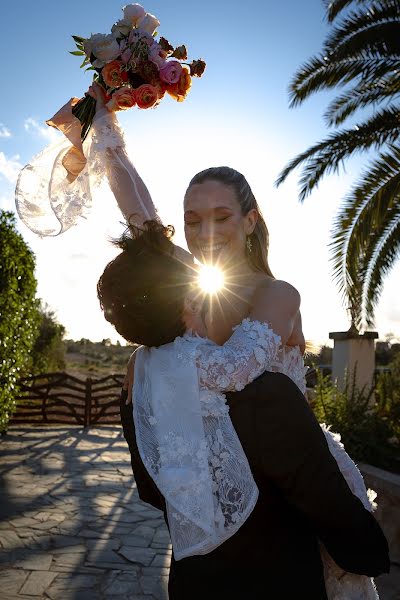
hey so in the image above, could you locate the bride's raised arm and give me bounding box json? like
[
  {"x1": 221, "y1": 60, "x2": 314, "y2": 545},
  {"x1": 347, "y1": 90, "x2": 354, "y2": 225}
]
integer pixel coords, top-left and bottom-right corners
[
  {"x1": 90, "y1": 84, "x2": 158, "y2": 227},
  {"x1": 91, "y1": 85, "x2": 192, "y2": 267}
]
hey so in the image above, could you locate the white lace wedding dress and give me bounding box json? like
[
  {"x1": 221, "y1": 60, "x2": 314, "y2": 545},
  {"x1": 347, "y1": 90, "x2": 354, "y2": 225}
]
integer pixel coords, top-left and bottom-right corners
[
  {"x1": 16, "y1": 111, "x2": 379, "y2": 598},
  {"x1": 173, "y1": 318, "x2": 379, "y2": 599}
]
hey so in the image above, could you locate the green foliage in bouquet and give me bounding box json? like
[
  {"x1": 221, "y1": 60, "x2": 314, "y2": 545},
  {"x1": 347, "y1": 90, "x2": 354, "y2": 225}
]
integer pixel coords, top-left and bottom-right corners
[
  {"x1": 0, "y1": 211, "x2": 39, "y2": 432},
  {"x1": 311, "y1": 368, "x2": 400, "y2": 474}
]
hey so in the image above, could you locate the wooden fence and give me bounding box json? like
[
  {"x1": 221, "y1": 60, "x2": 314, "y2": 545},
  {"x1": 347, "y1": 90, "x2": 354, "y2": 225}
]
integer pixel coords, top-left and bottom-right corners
[{"x1": 11, "y1": 372, "x2": 125, "y2": 426}]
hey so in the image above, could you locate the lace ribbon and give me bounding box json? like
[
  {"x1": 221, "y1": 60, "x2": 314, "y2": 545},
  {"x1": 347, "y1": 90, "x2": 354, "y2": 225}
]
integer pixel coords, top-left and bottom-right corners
[
  {"x1": 133, "y1": 340, "x2": 259, "y2": 560},
  {"x1": 15, "y1": 110, "x2": 156, "y2": 236}
]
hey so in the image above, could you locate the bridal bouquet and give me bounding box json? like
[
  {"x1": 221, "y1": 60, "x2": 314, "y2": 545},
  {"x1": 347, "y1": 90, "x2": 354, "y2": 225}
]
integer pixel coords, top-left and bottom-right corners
[{"x1": 69, "y1": 3, "x2": 206, "y2": 140}]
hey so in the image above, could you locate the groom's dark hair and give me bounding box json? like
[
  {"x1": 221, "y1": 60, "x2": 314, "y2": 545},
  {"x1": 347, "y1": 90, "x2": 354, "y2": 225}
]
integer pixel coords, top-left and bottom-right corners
[{"x1": 97, "y1": 220, "x2": 194, "y2": 347}]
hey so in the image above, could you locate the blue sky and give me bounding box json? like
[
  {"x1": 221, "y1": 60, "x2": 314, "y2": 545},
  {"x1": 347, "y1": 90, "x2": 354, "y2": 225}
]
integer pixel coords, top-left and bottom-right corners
[{"x1": 1, "y1": 0, "x2": 399, "y2": 344}]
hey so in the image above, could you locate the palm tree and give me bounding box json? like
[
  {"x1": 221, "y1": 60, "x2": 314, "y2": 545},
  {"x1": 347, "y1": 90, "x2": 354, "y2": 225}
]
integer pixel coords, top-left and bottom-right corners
[{"x1": 276, "y1": 0, "x2": 400, "y2": 329}]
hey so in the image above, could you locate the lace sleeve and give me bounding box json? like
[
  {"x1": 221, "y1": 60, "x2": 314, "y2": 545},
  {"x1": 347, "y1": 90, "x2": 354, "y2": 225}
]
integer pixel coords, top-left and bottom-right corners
[
  {"x1": 15, "y1": 106, "x2": 158, "y2": 236},
  {"x1": 195, "y1": 319, "x2": 281, "y2": 392},
  {"x1": 90, "y1": 109, "x2": 158, "y2": 226}
]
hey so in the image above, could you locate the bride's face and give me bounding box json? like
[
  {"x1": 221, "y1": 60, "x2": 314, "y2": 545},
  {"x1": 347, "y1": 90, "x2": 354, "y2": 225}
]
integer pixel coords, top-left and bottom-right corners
[{"x1": 184, "y1": 180, "x2": 257, "y2": 266}]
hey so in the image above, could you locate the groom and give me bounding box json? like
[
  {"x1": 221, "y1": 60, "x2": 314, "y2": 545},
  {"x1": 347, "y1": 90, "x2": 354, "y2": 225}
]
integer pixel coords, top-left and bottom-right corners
[{"x1": 120, "y1": 370, "x2": 389, "y2": 599}]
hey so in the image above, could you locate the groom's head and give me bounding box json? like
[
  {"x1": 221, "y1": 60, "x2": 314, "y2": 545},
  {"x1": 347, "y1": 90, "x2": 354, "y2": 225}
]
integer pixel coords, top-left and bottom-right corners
[{"x1": 97, "y1": 220, "x2": 197, "y2": 347}]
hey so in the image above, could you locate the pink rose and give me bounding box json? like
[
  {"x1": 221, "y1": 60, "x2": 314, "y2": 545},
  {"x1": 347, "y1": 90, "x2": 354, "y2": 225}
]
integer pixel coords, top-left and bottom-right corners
[
  {"x1": 106, "y1": 86, "x2": 136, "y2": 111},
  {"x1": 123, "y1": 3, "x2": 146, "y2": 26},
  {"x1": 149, "y1": 43, "x2": 167, "y2": 69},
  {"x1": 159, "y1": 60, "x2": 183, "y2": 85}
]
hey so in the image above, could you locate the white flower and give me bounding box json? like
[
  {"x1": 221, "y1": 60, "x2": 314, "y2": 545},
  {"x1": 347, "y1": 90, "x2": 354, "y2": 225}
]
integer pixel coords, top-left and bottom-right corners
[
  {"x1": 137, "y1": 12, "x2": 160, "y2": 35},
  {"x1": 92, "y1": 58, "x2": 105, "y2": 69},
  {"x1": 91, "y1": 33, "x2": 121, "y2": 62},
  {"x1": 112, "y1": 19, "x2": 132, "y2": 38},
  {"x1": 123, "y1": 3, "x2": 146, "y2": 26}
]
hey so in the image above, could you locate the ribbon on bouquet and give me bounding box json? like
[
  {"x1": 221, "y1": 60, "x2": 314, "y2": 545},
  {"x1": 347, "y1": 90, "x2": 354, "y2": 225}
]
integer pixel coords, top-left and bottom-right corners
[{"x1": 46, "y1": 98, "x2": 87, "y2": 183}]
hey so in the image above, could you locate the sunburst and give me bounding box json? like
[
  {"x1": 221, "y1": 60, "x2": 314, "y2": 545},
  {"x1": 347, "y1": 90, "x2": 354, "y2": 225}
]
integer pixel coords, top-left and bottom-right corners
[{"x1": 198, "y1": 265, "x2": 225, "y2": 294}]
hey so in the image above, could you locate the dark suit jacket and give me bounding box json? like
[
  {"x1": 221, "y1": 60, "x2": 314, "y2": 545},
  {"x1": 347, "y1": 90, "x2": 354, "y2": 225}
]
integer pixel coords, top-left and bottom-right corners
[{"x1": 120, "y1": 371, "x2": 390, "y2": 599}]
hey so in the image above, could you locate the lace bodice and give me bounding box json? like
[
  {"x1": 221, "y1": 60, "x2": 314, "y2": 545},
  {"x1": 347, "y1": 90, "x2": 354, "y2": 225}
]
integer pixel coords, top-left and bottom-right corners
[
  {"x1": 175, "y1": 318, "x2": 307, "y2": 396},
  {"x1": 173, "y1": 320, "x2": 378, "y2": 598}
]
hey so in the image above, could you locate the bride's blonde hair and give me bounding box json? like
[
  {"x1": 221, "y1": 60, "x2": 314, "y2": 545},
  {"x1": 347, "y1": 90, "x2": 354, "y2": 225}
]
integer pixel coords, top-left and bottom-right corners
[{"x1": 187, "y1": 166, "x2": 274, "y2": 277}]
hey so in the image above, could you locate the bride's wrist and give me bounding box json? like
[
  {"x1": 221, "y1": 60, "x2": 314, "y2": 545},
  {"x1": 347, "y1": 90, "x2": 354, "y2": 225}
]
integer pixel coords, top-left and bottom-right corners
[{"x1": 93, "y1": 106, "x2": 114, "y2": 123}]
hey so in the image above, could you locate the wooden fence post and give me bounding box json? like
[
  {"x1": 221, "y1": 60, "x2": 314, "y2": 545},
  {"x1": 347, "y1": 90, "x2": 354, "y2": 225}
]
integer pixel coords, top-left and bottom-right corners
[{"x1": 84, "y1": 378, "x2": 92, "y2": 427}]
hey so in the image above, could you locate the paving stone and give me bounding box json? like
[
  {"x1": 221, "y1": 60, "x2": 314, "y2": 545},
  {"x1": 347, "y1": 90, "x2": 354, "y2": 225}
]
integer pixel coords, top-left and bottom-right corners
[
  {"x1": 152, "y1": 529, "x2": 170, "y2": 544},
  {"x1": 0, "y1": 569, "x2": 29, "y2": 595},
  {"x1": 0, "y1": 531, "x2": 23, "y2": 549},
  {"x1": 19, "y1": 571, "x2": 58, "y2": 596},
  {"x1": 52, "y1": 536, "x2": 85, "y2": 548},
  {"x1": 47, "y1": 573, "x2": 99, "y2": 593},
  {"x1": 86, "y1": 538, "x2": 120, "y2": 550},
  {"x1": 118, "y1": 546, "x2": 156, "y2": 566},
  {"x1": 15, "y1": 553, "x2": 53, "y2": 570},
  {"x1": 103, "y1": 577, "x2": 142, "y2": 595},
  {"x1": 140, "y1": 574, "x2": 169, "y2": 599},
  {"x1": 131, "y1": 525, "x2": 155, "y2": 541},
  {"x1": 77, "y1": 529, "x2": 101, "y2": 539},
  {"x1": 52, "y1": 544, "x2": 86, "y2": 555},
  {"x1": 151, "y1": 541, "x2": 171, "y2": 550},
  {"x1": 86, "y1": 548, "x2": 126, "y2": 564},
  {"x1": 53, "y1": 552, "x2": 87, "y2": 567},
  {"x1": 117, "y1": 535, "x2": 151, "y2": 548},
  {"x1": 30, "y1": 520, "x2": 61, "y2": 531},
  {"x1": 9, "y1": 517, "x2": 38, "y2": 528},
  {"x1": 151, "y1": 554, "x2": 171, "y2": 568},
  {"x1": 143, "y1": 567, "x2": 170, "y2": 577}
]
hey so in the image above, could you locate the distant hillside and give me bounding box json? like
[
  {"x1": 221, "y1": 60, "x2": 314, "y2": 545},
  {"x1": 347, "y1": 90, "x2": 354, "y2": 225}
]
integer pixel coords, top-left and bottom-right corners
[{"x1": 64, "y1": 339, "x2": 136, "y2": 380}]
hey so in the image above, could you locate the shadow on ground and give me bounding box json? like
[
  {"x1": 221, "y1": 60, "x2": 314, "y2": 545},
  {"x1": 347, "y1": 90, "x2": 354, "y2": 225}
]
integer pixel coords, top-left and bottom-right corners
[{"x1": 0, "y1": 426, "x2": 171, "y2": 600}]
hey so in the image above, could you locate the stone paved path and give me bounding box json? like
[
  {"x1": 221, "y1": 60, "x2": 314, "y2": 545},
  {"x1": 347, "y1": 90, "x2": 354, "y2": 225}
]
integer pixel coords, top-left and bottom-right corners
[
  {"x1": 0, "y1": 426, "x2": 170, "y2": 600},
  {"x1": 0, "y1": 426, "x2": 398, "y2": 600}
]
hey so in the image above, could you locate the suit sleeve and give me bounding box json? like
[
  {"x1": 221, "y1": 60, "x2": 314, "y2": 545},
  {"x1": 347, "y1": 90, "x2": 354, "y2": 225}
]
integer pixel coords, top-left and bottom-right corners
[
  {"x1": 254, "y1": 373, "x2": 390, "y2": 577},
  {"x1": 119, "y1": 389, "x2": 165, "y2": 512}
]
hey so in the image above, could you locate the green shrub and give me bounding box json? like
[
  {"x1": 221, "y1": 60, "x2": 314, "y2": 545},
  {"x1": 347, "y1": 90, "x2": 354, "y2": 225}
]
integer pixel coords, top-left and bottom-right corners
[
  {"x1": 29, "y1": 302, "x2": 66, "y2": 374},
  {"x1": 0, "y1": 211, "x2": 39, "y2": 432},
  {"x1": 311, "y1": 369, "x2": 400, "y2": 474}
]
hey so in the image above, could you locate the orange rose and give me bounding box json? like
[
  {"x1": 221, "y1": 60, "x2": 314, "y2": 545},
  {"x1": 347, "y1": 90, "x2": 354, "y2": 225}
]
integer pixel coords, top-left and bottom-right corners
[
  {"x1": 167, "y1": 66, "x2": 192, "y2": 102},
  {"x1": 102, "y1": 60, "x2": 128, "y2": 88},
  {"x1": 106, "y1": 86, "x2": 136, "y2": 111},
  {"x1": 134, "y1": 84, "x2": 159, "y2": 109},
  {"x1": 153, "y1": 79, "x2": 168, "y2": 100}
]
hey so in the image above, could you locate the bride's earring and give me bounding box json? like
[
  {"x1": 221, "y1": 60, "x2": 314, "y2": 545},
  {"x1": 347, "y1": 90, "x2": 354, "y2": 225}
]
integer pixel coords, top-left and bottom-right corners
[{"x1": 246, "y1": 236, "x2": 253, "y2": 253}]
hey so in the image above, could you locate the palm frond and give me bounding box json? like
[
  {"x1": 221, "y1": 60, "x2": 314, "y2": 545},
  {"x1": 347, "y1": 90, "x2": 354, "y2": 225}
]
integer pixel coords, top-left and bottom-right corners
[
  {"x1": 325, "y1": 2, "x2": 400, "y2": 58},
  {"x1": 324, "y1": 0, "x2": 376, "y2": 22},
  {"x1": 276, "y1": 107, "x2": 400, "y2": 199},
  {"x1": 330, "y1": 146, "x2": 400, "y2": 308},
  {"x1": 289, "y1": 56, "x2": 399, "y2": 107},
  {"x1": 325, "y1": 76, "x2": 400, "y2": 125},
  {"x1": 360, "y1": 212, "x2": 400, "y2": 326}
]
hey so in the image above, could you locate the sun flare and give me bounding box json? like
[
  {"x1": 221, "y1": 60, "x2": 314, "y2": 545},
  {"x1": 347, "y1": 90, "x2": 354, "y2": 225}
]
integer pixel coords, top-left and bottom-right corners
[{"x1": 198, "y1": 265, "x2": 225, "y2": 294}]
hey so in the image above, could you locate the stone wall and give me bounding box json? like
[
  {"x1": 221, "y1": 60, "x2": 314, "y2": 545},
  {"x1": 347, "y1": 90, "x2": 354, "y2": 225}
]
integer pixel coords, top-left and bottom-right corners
[{"x1": 359, "y1": 463, "x2": 400, "y2": 564}]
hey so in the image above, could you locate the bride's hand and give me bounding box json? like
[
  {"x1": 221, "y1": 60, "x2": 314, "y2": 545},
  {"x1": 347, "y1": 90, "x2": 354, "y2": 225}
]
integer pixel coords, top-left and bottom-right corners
[{"x1": 86, "y1": 82, "x2": 109, "y2": 117}]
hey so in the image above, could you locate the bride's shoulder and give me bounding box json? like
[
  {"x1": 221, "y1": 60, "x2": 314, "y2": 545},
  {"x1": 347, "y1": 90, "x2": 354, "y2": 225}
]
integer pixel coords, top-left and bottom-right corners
[{"x1": 253, "y1": 277, "x2": 301, "y2": 308}]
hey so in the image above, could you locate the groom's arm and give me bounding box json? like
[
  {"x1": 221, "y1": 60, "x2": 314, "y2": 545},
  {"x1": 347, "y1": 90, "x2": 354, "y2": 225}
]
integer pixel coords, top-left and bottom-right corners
[
  {"x1": 253, "y1": 372, "x2": 390, "y2": 577},
  {"x1": 119, "y1": 388, "x2": 165, "y2": 512}
]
